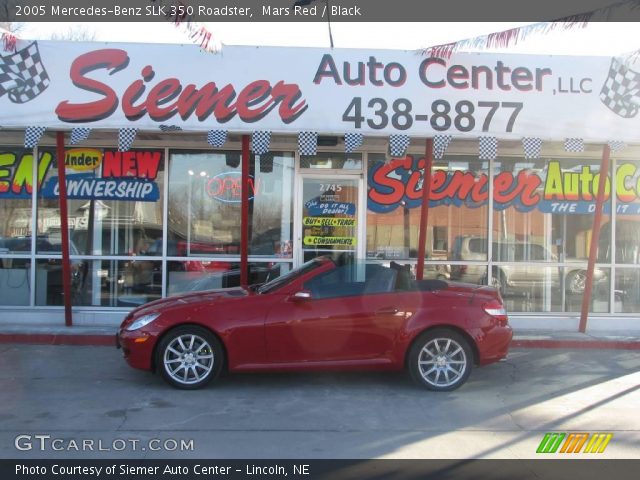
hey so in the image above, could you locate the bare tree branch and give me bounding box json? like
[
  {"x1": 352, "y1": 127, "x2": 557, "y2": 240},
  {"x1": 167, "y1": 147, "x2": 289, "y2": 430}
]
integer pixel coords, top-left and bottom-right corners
[{"x1": 49, "y1": 25, "x2": 97, "y2": 42}]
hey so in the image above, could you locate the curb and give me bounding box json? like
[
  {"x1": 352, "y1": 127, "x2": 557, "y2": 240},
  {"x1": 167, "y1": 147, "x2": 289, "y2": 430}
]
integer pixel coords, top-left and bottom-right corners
[
  {"x1": 1, "y1": 334, "x2": 640, "y2": 350},
  {"x1": 0, "y1": 334, "x2": 115, "y2": 346},
  {"x1": 511, "y1": 339, "x2": 640, "y2": 350}
]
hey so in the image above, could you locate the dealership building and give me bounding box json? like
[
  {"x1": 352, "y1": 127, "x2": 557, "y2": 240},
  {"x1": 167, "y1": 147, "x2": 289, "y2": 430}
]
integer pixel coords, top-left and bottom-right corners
[{"x1": 0, "y1": 38, "x2": 638, "y2": 330}]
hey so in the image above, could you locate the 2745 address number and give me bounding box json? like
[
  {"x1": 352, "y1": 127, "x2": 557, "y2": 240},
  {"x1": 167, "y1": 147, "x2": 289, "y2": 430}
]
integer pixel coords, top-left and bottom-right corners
[{"x1": 342, "y1": 97, "x2": 523, "y2": 132}]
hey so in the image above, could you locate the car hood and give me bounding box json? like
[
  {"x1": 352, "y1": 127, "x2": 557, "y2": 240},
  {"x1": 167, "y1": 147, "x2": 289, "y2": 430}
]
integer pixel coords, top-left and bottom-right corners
[{"x1": 131, "y1": 287, "x2": 251, "y2": 316}]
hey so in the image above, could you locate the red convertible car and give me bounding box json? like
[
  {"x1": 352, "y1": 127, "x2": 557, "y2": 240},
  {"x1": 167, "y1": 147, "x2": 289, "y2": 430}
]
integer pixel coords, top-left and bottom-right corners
[{"x1": 117, "y1": 257, "x2": 512, "y2": 391}]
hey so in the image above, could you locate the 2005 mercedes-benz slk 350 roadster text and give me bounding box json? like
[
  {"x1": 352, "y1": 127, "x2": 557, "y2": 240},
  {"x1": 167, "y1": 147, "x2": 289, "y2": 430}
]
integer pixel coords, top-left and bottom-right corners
[{"x1": 117, "y1": 257, "x2": 512, "y2": 391}]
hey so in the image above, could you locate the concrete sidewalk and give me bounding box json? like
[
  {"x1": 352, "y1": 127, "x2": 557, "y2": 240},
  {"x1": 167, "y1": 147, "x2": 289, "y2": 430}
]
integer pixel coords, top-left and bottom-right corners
[{"x1": 0, "y1": 323, "x2": 639, "y2": 349}]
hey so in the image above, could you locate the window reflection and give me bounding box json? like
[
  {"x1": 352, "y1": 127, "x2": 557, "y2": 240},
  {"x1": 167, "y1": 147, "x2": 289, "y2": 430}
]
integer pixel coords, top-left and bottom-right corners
[
  {"x1": 168, "y1": 151, "x2": 294, "y2": 258},
  {"x1": 36, "y1": 148, "x2": 165, "y2": 256},
  {"x1": 167, "y1": 261, "x2": 290, "y2": 295}
]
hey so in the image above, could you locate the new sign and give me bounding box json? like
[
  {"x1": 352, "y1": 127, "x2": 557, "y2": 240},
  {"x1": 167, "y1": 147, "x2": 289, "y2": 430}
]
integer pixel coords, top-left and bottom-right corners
[{"x1": 39, "y1": 149, "x2": 162, "y2": 202}]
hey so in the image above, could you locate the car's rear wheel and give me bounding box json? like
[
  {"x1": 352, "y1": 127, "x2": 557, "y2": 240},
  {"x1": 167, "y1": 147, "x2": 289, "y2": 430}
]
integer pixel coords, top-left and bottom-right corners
[
  {"x1": 408, "y1": 329, "x2": 473, "y2": 391},
  {"x1": 156, "y1": 326, "x2": 223, "y2": 389}
]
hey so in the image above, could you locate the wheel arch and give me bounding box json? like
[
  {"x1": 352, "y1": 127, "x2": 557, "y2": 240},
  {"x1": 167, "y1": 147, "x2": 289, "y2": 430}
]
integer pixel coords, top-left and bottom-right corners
[
  {"x1": 405, "y1": 325, "x2": 480, "y2": 368},
  {"x1": 151, "y1": 322, "x2": 228, "y2": 373}
]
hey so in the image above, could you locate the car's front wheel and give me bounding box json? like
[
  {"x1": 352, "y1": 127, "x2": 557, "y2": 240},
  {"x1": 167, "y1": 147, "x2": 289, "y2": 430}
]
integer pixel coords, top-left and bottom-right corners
[
  {"x1": 156, "y1": 326, "x2": 224, "y2": 389},
  {"x1": 408, "y1": 329, "x2": 473, "y2": 391}
]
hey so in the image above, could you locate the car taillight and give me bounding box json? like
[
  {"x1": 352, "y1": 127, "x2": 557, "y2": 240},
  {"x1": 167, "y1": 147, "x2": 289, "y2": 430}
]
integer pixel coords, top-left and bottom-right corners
[{"x1": 483, "y1": 299, "x2": 509, "y2": 325}]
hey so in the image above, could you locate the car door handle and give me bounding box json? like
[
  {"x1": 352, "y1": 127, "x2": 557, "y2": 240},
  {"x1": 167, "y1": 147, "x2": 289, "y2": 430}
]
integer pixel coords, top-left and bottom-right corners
[{"x1": 376, "y1": 307, "x2": 398, "y2": 315}]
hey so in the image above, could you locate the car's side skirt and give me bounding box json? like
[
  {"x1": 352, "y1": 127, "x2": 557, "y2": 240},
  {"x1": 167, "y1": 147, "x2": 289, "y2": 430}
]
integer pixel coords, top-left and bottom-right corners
[{"x1": 230, "y1": 357, "x2": 402, "y2": 373}]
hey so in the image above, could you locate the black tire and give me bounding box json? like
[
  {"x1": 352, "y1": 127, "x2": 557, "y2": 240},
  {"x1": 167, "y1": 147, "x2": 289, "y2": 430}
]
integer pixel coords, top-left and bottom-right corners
[
  {"x1": 408, "y1": 329, "x2": 473, "y2": 392},
  {"x1": 156, "y1": 325, "x2": 224, "y2": 390}
]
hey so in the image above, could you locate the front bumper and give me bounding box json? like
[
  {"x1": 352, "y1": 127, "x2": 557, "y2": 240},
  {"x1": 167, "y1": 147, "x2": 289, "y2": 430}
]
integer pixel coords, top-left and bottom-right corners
[{"x1": 116, "y1": 328, "x2": 155, "y2": 371}]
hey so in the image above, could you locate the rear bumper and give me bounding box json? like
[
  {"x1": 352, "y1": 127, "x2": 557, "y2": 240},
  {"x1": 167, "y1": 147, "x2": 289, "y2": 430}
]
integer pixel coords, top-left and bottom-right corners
[{"x1": 476, "y1": 325, "x2": 513, "y2": 366}]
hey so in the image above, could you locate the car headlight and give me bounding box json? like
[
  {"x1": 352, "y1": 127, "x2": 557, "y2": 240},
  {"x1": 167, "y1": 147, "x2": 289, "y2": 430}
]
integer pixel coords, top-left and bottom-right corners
[{"x1": 126, "y1": 313, "x2": 160, "y2": 331}]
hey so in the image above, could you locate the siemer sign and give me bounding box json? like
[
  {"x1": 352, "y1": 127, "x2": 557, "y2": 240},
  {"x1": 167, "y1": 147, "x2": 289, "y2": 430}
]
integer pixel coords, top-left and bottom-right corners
[{"x1": 0, "y1": 40, "x2": 639, "y2": 141}]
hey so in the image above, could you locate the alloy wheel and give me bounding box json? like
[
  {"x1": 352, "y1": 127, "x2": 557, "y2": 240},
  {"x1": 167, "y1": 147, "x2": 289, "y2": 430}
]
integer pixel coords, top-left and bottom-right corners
[
  {"x1": 163, "y1": 334, "x2": 215, "y2": 385},
  {"x1": 417, "y1": 338, "x2": 468, "y2": 388}
]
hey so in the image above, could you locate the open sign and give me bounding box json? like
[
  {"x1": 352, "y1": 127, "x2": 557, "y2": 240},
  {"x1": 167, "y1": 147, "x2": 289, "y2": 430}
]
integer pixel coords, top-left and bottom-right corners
[{"x1": 205, "y1": 172, "x2": 262, "y2": 203}]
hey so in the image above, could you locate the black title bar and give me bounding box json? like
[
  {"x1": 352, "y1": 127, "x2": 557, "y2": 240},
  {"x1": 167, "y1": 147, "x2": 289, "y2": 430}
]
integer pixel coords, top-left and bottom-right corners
[
  {"x1": 4, "y1": 459, "x2": 640, "y2": 480},
  {"x1": 2, "y1": 0, "x2": 640, "y2": 22}
]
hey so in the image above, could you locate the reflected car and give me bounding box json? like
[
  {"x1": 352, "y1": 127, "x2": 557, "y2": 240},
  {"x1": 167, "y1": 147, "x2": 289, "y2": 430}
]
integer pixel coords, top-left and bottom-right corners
[
  {"x1": 169, "y1": 264, "x2": 281, "y2": 294},
  {"x1": 117, "y1": 257, "x2": 512, "y2": 392},
  {"x1": 450, "y1": 235, "x2": 605, "y2": 295}
]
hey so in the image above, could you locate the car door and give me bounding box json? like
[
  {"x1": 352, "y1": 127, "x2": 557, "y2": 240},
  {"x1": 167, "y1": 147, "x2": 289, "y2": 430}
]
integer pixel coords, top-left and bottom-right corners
[{"x1": 264, "y1": 264, "x2": 408, "y2": 364}]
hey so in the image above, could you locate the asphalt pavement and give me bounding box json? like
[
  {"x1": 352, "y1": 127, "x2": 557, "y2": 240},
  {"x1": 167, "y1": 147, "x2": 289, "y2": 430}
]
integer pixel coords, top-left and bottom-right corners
[{"x1": 0, "y1": 344, "x2": 638, "y2": 459}]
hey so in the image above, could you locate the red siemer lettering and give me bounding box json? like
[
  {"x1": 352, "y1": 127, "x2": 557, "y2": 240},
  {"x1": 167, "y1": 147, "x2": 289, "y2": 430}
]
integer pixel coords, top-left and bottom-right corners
[{"x1": 55, "y1": 49, "x2": 308, "y2": 124}]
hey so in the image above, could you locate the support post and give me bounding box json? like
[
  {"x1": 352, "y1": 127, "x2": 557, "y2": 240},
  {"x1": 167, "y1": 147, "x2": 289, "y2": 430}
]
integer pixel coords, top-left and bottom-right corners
[
  {"x1": 579, "y1": 144, "x2": 611, "y2": 333},
  {"x1": 416, "y1": 138, "x2": 434, "y2": 281},
  {"x1": 240, "y1": 135, "x2": 250, "y2": 287},
  {"x1": 56, "y1": 132, "x2": 73, "y2": 327}
]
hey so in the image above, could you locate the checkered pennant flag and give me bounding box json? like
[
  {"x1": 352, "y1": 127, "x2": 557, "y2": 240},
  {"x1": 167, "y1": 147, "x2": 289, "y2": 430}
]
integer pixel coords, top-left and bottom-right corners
[
  {"x1": 259, "y1": 153, "x2": 274, "y2": 173},
  {"x1": 24, "y1": 126, "x2": 46, "y2": 148},
  {"x1": 207, "y1": 130, "x2": 227, "y2": 147},
  {"x1": 0, "y1": 41, "x2": 50, "y2": 104},
  {"x1": 564, "y1": 138, "x2": 584, "y2": 153},
  {"x1": 388, "y1": 134, "x2": 410, "y2": 158},
  {"x1": 608, "y1": 140, "x2": 626, "y2": 152},
  {"x1": 70, "y1": 127, "x2": 91, "y2": 145},
  {"x1": 344, "y1": 133, "x2": 364, "y2": 153},
  {"x1": 522, "y1": 137, "x2": 543, "y2": 159},
  {"x1": 433, "y1": 134, "x2": 453, "y2": 159},
  {"x1": 118, "y1": 128, "x2": 138, "y2": 152},
  {"x1": 479, "y1": 136, "x2": 498, "y2": 160},
  {"x1": 251, "y1": 131, "x2": 271, "y2": 155},
  {"x1": 600, "y1": 57, "x2": 640, "y2": 118},
  {"x1": 298, "y1": 131, "x2": 318, "y2": 156},
  {"x1": 159, "y1": 125, "x2": 182, "y2": 132}
]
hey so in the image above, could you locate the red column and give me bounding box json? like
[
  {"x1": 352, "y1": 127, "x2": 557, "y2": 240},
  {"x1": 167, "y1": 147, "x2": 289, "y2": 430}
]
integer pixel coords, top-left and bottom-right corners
[
  {"x1": 56, "y1": 132, "x2": 73, "y2": 327},
  {"x1": 240, "y1": 135, "x2": 250, "y2": 287},
  {"x1": 579, "y1": 144, "x2": 611, "y2": 333},
  {"x1": 416, "y1": 138, "x2": 434, "y2": 281}
]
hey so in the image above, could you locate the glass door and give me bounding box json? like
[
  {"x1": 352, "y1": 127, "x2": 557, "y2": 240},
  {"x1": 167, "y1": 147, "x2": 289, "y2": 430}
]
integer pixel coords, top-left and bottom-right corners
[{"x1": 298, "y1": 176, "x2": 361, "y2": 264}]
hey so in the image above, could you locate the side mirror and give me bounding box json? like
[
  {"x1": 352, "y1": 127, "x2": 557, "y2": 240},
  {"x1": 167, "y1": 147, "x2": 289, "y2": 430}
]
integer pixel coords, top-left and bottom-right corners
[{"x1": 291, "y1": 290, "x2": 312, "y2": 302}]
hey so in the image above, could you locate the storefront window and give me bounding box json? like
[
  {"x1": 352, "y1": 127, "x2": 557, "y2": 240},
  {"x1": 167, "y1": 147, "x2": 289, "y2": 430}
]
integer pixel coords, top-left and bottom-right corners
[
  {"x1": 167, "y1": 261, "x2": 290, "y2": 295},
  {"x1": 611, "y1": 158, "x2": 640, "y2": 312},
  {"x1": 611, "y1": 159, "x2": 640, "y2": 264},
  {"x1": 0, "y1": 147, "x2": 36, "y2": 252},
  {"x1": 35, "y1": 258, "x2": 162, "y2": 307},
  {"x1": 0, "y1": 147, "x2": 36, "y2": 306},
  {"x1": 492, "y1": 158, "x2": 613, "y2": 312},
  {"x1": 0, "y1": 256, "x2": 31, "y2": 305},
  {"x1": 367, "y1": 154, "x2": 489, "y2": 262},
  {"x1": 300, "y1": 152, "x2": 362, "y2": 170},
  {"x1": 168, "y1": 151, "x2": 294, "y2": 258},
  {"x1": 36, "y1": 148, "x2": 165, "y2": 256},
  {"x1": 615, "y1": 267, "x2": 640, "y2": 313},
  {"x1": 493, "y1": 158, "x2": 611, "y2": 262}
]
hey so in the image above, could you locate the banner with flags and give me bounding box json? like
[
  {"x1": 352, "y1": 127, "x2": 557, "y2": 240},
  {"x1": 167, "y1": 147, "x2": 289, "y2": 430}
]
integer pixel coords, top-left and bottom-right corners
[{"x1": 1, "y1": 39, "x2": 640, "y2": 143}]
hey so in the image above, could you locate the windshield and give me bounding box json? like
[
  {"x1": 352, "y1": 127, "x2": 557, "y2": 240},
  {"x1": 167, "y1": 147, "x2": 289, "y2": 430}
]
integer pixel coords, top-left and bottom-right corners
[{"x1": 257, "y1": 258, "x2": 326, "y2": 294}]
